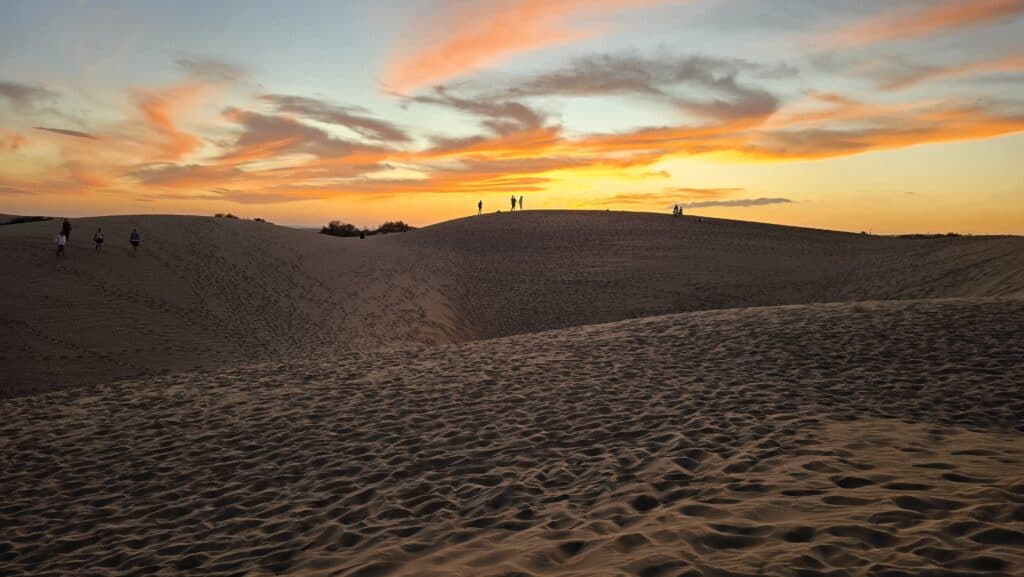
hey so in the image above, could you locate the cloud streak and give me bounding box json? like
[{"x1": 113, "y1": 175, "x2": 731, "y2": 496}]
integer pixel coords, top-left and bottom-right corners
[
  {"x1": 385, "y1": 0, "x2": 673, "y2": 91},
  {"x1": 34, "y1": 126, "x2": 102, "y2": 141},
  {"x1": 828, "y1": 0, "x2": 1024, "y2": 47},
  {"x1": 682, "y1": 197, "x2": 792, "y2": 208},
  {"x1": 0, "y1": 81, "x2": 56, "y2": 111},
  {"x1": 261, "y1": 94, "x2": 411, "y2": 142}
]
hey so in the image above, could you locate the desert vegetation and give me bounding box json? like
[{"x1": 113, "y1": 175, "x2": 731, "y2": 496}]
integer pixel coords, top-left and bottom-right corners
[{"x1": 320, "y1": 219, "x2": 415, "y2": 237}]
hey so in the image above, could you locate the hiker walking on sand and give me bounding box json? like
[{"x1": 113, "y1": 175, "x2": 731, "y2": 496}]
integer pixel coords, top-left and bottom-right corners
[
  {"x1": 478, "y1": 200, "x2": 483, "y2": 215},
  {"x1": 129, "y1": 228, "x2": 141, "y2": 256},
  {"x1": 55, "y1": 231, "x2": 67, "y2": 257},
  {"x1": 511, "y1": 195, "x2": 517, "y2": 212},
  {"x1": 93, "y1": 228, "x2": 104, "y2": 252},
  {"x1": 61, "y1": 218, "x2": 72, "y2": 245}
]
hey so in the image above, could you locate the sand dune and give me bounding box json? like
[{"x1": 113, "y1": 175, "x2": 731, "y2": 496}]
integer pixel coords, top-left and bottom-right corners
[
  {"x1": 1, "y1": 211, "x2": 1021, "y2": 575},
  {"x1": 2, "y1": 297, "x2": 1021, "y2": 576},
  {"x1": 397, "y1": 211, "x2": 1024, "y2": 339},
  {"x1": 2, "y1": 211, "x2": 1022, "y2": 395},
  {"x1": 0, "y1": 215, "x2": 464, "y2": 396}
]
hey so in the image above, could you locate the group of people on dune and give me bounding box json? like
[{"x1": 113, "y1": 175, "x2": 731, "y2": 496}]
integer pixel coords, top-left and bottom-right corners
[
  {"x1": 477, "y1": 195, "x2": 526, "y2": 215},
  {"x1": 55, "y1": 218, "x2": 141, "y2": 258}
]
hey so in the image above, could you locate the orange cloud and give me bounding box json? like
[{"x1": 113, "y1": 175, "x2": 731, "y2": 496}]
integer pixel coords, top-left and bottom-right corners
[
  {"x1": 132, "y1": 84, "x2": 206, "y2": 161},
  {"x1": 0, "y1": 130, "x2": 27, "y2": 152},
  {"x1": 385, "y1": 0, "x2": 671, "y2": 92},
  {"x1": 828, "y1": 0, "x2": 1024, "y2": 47}
]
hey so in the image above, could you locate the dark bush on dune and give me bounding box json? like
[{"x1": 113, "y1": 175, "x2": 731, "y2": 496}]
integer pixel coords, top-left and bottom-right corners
[
  {"x1": 377, "y1": 221, "x2": 415, "y2": 234},
  {"x1": 1, "y1": 215, "x2": 51, "y2": 225},
  {"x1": 320, "y1": 221, "x2": 361, "y2": 237},
  {"x1": 214, "y1": 213, "x2": 240, "y2": 219},
  {"x1": 320, "y1": 220, "x2": 415, "y2": 237},
  {"x1": 896, "y1": 232, "x2": 963, "y2": 239}
]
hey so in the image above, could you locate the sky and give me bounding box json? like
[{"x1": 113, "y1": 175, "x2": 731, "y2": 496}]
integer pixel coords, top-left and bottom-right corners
[{"x1": 0, "y1": 0, "x2": 1022, "y2": 233}]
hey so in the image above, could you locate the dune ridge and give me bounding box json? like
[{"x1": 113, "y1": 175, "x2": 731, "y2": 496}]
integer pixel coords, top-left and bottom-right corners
[{"x1": 2, "y1": 211, "x2": 1022, "y2": 396}]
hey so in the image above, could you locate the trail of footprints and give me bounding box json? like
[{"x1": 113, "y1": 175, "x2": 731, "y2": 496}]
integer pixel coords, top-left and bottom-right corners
[{"x1": 1, "y1": 298, "x2": 1022, "y2": 576}]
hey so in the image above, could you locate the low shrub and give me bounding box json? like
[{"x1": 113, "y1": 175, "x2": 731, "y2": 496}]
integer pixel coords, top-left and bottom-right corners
[{"x1": 320, "y1": 221, "x2": 361, "y2": 237}]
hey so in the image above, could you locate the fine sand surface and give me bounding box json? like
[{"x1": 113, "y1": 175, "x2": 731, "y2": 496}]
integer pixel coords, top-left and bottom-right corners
[
  {"x1": 0, "y1": 215, "x2": 465, "y2": 396},
  {"x1": 2, "y1": 211, "x2": 1022, "y2": 395},
  {"x1": 1, "y1": 211, "x2": 1022, "y2": 576},
  {"x1": 1, "y1": 298, "x2": 1022, "y2": 576}
]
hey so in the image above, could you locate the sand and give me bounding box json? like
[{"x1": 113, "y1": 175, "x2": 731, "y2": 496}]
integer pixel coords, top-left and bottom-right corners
[
  {"x1": 2, "y1": 212, "x2": 1021, "y2": 396},
  {"x1": 1, "y1": 211, "x2": 1022, "y2": 576},
  {"x1": 0, "y1": 215, "x2": 463, "y2": 396}
]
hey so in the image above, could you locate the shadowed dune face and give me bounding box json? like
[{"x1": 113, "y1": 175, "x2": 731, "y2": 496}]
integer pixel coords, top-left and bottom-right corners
[
  {"x1": 1, "y1": 298, "x2": 1022, "y2": 576},
  {"x1": 2, "y1": 211, "x2": 1021, "y2": 395}
]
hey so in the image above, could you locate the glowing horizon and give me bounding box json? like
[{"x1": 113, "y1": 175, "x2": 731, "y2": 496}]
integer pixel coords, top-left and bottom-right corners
[{"x1": 1, "y1": 0, "x2": 1023, "y2": 234}]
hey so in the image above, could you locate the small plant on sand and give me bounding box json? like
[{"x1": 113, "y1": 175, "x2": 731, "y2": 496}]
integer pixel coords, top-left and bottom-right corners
[
  {"x1": 320, "y1": 220, "x2": 361, "y2": 237},
  {"x1": 377, "y1": 221, "x2": 415, "y2": 234},
  {"x1": 214, "y1": 213, "x2": 240, "y2": 219}
]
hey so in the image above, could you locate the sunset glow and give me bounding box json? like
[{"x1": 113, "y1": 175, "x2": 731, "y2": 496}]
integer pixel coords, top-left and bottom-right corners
[{"x1": 1, "y1": 0, "x2": 1022, "y2": 232}]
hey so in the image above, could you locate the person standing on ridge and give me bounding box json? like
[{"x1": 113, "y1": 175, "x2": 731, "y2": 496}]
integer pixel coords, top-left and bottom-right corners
[
  {"x1": 61, "y1": 218, "x2": 72, "y2": 245},
  {"x1": 519, "y1": 196, "x2": 524, "y2": 211},
  {"x1": 511, "y1": 195, "x2": 517, "y2": 212},
  {"x1": 478, "y1": 200, "x2": 483, "y2": 215}
]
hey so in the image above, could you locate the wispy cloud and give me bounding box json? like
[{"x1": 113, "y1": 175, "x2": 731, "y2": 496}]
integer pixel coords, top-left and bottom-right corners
[
  {"x1": 669, "y1": 187, "x2": 745, "y2": 198},
  {"x1": 872, "y1": 54, "x2": 1024, "y2": 90},
  {"x1": 827, "y1": 0, "x2": 1024, "y2": 47},
  {"x1": 385, "y1": 0, "x2": 673, "y2": 91},
  {"x1": 0, "y1": 130, "x2": 27, "y2": 151},
  {"x1": 175, "y1": 57, "x2": 247, "y2": 83},
  {"x1": 498, "y1": 53, "x2": 786, "y2": 121},
  {"x1": 132, "y1": 85, "x2": 206, "y2": 161},
  {"x1": 0, "y1": 184, "x2": 34, "y2": 196},
  {"x1": 261, "y1": 94, "x2": 411, "y2": 142},
  {"x1": 0, "y1": 81, "x2": 56, "y2": 111},
  {"x1": 683, "y1": 197, "x2": 792, "y2": 208},
  {"x1": 34, "y1": 126, "x2": 101, "y2": 141}
]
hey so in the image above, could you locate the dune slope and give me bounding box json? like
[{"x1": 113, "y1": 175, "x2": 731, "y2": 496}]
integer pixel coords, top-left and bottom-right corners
[
  {"x1": 3, "y1": 211, "x2": 1021, "y2": 396},
  {"x1": 2, "y1": 297, "x2": 1022, "y2": 576},
  {"x1": 397, "y1": 211, "x2": 1024, "y2": 340},
  {"x1": 0, "y1": 215, "x2": 464, "y2": 396}
]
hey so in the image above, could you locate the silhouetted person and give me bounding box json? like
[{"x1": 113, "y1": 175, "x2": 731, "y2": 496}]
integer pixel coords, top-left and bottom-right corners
[
  {"x1": 511, "y1": 195, "x2": 517, "y2": 211},
  {"x1": 130, "y1": 228, "x2": 141, "y2": 256},
  {"x1": 519, "y1": 196, "x2": 524, "y2": 210},
  {"x1": 93, "y1": 228, "x2": 104, "y2": 252},
  {"x1": 55, "y1": 231, "x2": 66, "y2": 257},
  {"x1": 61, "y1": 218, "x2": 72, "y2": 245},
  {"x1": 478, "y1": 200, "x2": 483, "y2": 215},
  {"x1": 679, "y1": 205, "x2": 684, "y2": 217}
]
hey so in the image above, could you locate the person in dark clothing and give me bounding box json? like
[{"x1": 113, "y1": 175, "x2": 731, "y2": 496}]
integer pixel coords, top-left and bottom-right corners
[
  {"x1": 130, "y1": 228, "x2": 141, "y2": 256},
  {"x1": 93, "y1": 228, "x2": 104, "y2": 252},
  {"x1": 61, "y1": 218, "x2": 72, "y2": 244},
  {"x1": 511, "y1": 195, "x2": 517, "y2": 211},
  {"x1": 478, "y1": 200, "x2": 483, "y2": 215}
]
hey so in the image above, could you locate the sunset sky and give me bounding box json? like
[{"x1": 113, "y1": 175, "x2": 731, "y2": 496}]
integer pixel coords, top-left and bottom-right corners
[{"x1": 1, "y1": 0, "x2": 1022, "y2": 233}]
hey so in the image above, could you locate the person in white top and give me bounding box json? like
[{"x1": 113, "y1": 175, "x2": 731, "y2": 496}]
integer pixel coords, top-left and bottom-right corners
[{"x1": 55, "y1": 232, "x2": 67, "y2": 257}]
